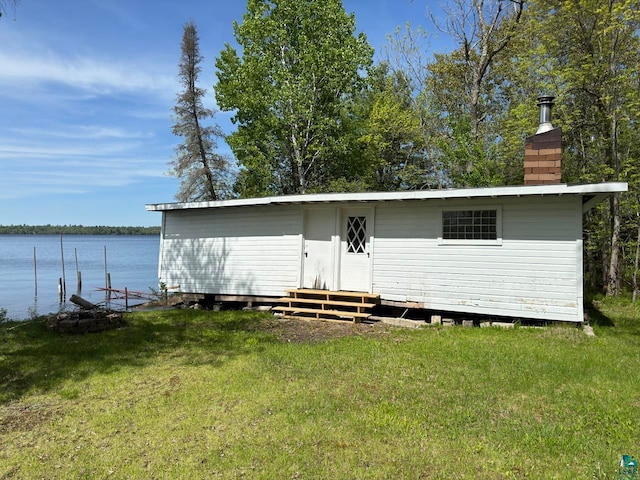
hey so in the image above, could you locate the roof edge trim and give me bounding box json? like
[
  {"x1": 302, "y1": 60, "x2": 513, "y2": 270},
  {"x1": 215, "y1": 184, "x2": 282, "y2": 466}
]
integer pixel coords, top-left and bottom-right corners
[{"x1": 145, "y1": 182, "x2": 628, "y2": 212}]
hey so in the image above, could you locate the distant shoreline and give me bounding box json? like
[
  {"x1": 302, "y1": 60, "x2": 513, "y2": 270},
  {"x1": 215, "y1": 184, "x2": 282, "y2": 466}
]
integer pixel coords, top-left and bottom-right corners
[{"x1": 0, "y1": 225, "x2": 160, "y2": 235}]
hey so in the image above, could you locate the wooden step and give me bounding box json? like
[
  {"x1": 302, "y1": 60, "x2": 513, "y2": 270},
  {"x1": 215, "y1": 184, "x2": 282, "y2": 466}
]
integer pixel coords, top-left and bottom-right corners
[
  {"x1": 276, "y1": 314, "x2": 359, "y2": 325},
  {"x1": 286, "y1": 288, "x2": 379, "y2": 300},
  {"x1": 276, "y1": 289, "x2": 380, "y2": 323},
  {"x1": 272, "y1": 306, "x2": 371, "y2": 318},
  {"x1": 277, "y1": 297, "x2": 377, "y2": 310}
]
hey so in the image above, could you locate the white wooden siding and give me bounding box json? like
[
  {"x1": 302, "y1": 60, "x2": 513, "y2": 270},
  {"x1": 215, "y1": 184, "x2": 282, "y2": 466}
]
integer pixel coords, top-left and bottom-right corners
[
  {"x1": 372, "y1": 197, "x2": 583, "y2": 322},
  {"x1": 157, "y1": 195, "x2": 585, "y2": 322},
  {"x1": 160, "y1": 204, "x2": 302, "y2": 296}
]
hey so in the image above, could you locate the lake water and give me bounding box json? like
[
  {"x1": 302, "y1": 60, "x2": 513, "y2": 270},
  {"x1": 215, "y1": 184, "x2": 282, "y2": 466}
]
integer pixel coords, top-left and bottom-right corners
[{"x1": 0, "y1": 235, "x2": 160, "y2": 320}]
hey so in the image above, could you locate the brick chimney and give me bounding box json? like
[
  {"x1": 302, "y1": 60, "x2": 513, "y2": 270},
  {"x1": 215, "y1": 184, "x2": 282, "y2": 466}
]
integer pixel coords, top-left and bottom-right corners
[{"x1": 524, "y1": 96, "x2": 562, "y2": 185}]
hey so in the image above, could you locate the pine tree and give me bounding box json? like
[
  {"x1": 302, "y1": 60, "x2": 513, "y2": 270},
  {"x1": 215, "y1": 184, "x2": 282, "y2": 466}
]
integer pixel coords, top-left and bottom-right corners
[{"x1": 170, "y1": 20, "x2": 230, "y2": 202}]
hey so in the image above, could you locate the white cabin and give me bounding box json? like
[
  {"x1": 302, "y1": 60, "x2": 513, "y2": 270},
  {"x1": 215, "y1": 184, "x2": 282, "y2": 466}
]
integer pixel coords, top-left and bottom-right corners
[{"x1": 146, "y1": 182, "x2": 626, "y2": 323}]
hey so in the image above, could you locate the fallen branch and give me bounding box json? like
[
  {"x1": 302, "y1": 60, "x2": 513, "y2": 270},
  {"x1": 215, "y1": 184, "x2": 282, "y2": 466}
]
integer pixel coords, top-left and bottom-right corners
[{"x1": 69, "y1": 294, "x2": 98, "y2": 310}]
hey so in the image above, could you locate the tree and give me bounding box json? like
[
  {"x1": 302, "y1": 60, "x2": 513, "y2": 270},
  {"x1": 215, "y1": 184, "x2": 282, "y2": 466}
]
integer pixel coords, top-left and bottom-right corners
[
  {"x1": 384, "y1": 2, "x2": 525, "y2": 188},
  {"x1": 170, "y1": 20, "x2": 231, "y2": 202},
  {"x1": 381, "y1": 26, "x2": 450, "y2": 189},
  {"x1": 215, "y1": 0, "x2": 373, "y2": 196},
  {"x1": 432, "y1": 0, "x2": 524, "y2": 186},
  {"x1": 432, "y1": 0, "x2": 524, "y2": 139},
  {"x1": 356, "y1": 64, "x2": 433, "y2": 191},
  {"x1": 527, "y1": 0, "x2": 640, "y2": 295}
]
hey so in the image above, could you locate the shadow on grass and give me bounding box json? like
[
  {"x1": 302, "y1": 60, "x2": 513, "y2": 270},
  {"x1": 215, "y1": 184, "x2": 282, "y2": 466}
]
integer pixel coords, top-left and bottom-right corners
[
  {"x1": 585, "y1": 296, "x2": 640, "y2": 339},
  {"x1": 0, "y1": 309, "x2": 276, "y2": 403},
  {"x1": 585, "y1": 300, "x2": 615, "y2": 328}
]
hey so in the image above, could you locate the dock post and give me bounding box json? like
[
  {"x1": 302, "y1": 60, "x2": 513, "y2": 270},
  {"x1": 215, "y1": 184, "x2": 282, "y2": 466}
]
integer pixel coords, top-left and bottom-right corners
[
  {"x1": 74, "y1": 248, "x2": 81, "y2": 293},
  {"x1": 60, "y1": 235, "x2": 66, "y2": 299},
  {"x1": 33, "y1": 246, "x2": 38, "y2": 297},
  {"x1": 104, "y1": 245, "x2": 108, "y2": 293}
]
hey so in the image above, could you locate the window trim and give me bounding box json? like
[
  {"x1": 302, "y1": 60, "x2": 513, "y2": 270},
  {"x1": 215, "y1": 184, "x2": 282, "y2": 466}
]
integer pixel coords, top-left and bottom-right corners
[{"x1": 438, "y1": 205, "x2": 503, "y2": 246}]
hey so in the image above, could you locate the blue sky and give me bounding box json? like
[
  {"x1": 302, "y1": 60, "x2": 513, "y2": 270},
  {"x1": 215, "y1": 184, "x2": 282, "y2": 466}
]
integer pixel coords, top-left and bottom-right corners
[{"x1": 0, "y1": 0, "x2": 451, "y2": 227}]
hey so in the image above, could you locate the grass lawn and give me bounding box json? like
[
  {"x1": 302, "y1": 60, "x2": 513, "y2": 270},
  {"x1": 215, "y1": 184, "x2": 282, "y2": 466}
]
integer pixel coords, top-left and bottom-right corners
[{"x1": 1, "y1": 299, "x2": 639, "y2": 479}]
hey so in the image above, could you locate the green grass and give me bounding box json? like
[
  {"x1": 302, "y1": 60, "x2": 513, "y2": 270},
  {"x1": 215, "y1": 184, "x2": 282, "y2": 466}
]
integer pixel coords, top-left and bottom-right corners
[{"x1": 1, "y1": 302, "x2": 639, "y2": 479}]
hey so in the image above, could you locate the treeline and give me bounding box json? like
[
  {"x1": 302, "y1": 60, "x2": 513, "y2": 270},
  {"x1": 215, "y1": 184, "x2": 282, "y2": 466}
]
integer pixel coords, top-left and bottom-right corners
[{"x1": 0, "y1": 225, "x2": 160, "y2": 235}]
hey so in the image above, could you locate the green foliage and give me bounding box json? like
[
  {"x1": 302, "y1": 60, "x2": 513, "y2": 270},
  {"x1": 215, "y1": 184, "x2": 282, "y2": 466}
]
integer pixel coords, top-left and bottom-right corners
[
  {"x1": 423, "y1": 44, "x2": 510, "y2": 187},
  {"x1": 426, "y1": 50, "x2": 473, "y2": 130},
  {"x1": 398, "y1": 44, "x2": 508, "y2": 187},
  {"x1": 148, "y1": 281, "x2": 169, "y2": 304},
  {"x1": 419, "y1": 0, "x2": 525, "y2": 187},
  {"x1": 524, "y1": 0, "x2": 640, "y2": 294},
  {"x1": 357, "y1": 64, "x2": 433, "y2": 190},
  {"x1": 0, "y1": 224, "x2": 160, "y2": 235},
  {"x1": 437, "y1": 114, "x2": 505, "y2": 188},
  {"x1": 215, "y1": 0, "x2": 373, "y2": 196},
  {"x1": 532, "y1": 0, "x2": 640, "y2": 183}
]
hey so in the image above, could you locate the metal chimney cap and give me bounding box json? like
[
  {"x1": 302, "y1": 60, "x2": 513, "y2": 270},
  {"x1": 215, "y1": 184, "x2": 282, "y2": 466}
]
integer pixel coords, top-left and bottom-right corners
[
  {"x1": 536, "y1": 95, "x2": 555, "y2": 134},
  {"x1": 537, "y1": 95, "x2": 555, "y2": 105}
]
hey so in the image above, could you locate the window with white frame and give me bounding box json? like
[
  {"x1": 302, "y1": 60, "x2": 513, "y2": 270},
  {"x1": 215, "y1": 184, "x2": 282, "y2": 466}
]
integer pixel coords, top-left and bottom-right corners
[
  {"x1": 439, "y1": 207, "x2": 502, "y2": 245},
  {"x1": 346, "y1": 216, "x2": 367, "y2": 253}
]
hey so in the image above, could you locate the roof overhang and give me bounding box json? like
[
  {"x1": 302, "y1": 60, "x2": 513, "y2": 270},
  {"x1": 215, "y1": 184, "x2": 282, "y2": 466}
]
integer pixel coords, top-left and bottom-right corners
[{"x1": 145, "y1": 182, "x2": 628, "y2": 213}]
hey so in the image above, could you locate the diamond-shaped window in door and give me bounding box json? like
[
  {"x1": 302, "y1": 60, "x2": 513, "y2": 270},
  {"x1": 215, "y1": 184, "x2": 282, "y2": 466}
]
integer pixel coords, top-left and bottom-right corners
[{"x1": 347, "y1": 216, "x2": 366, "y2": 254}]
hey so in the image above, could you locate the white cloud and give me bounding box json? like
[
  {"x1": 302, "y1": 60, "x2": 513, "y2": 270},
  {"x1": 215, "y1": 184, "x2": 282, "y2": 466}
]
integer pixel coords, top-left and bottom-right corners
[
  {"x1": 0, "y1": 156, "x2": 168, "y2": 201},
  {"x1": 0, "y1": 125, "x2": 170, "y2": 200},
  {"x1": 0, "y1": 47, "x2": 176, "y2": 100},
  {"x1": 8, "y1": 125, "x2": 155, "y2": 140},
  {"x1": 0, "y1": 27, "x2": 198, "y2": 208},
  {"x1": 0, "y1": 140, "x2": 140, "y2": 160}
]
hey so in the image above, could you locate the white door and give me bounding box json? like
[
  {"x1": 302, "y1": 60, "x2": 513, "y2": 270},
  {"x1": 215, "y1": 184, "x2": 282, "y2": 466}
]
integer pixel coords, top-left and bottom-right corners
[
  {"x1": 302, "y1": 208, "x2": 336, "y2": 290},
  {"x1": 339, "y1": 208, "x2": 373, "y2": 292}
]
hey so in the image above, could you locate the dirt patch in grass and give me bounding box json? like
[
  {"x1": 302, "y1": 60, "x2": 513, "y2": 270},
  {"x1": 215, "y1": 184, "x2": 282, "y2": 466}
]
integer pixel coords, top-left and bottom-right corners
[
  {"x1": 250, "y1": 316, "x2": 392, "y2": 343},
  {"x1": 0, "y1": 403, "x2": 60, "y2": 433}
]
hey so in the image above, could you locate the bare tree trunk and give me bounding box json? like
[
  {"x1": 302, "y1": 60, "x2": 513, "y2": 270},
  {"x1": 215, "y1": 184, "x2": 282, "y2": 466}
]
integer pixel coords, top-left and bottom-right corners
[
  {"x1": 606, "y1": 194, "x2": 622, "y2": 296},
  {"x1": 193, "y1": 108, "x2": 217, "y2": 201},
  {"x1": 290, "y1": 123, "x2": 306, "y2": 194},
  {"x1": 297, "y1": 162, "x2": 306, "y2": 194},
  {"x1": 606, "y1": 107, "x2": 622, "y2": 296}
]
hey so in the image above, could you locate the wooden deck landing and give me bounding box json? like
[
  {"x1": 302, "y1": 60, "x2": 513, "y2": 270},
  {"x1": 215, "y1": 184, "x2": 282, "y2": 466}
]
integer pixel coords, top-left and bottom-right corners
[{"x1": 273, "y1": 288, "x2": 380, "y2": 323}]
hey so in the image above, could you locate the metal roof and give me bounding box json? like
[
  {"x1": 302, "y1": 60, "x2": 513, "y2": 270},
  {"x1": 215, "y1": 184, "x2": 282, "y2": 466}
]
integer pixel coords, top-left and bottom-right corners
[{"x1": 145, "y1": 182, "x2": 628, "y2": 213}]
